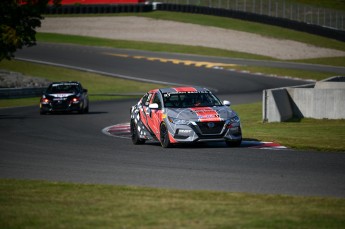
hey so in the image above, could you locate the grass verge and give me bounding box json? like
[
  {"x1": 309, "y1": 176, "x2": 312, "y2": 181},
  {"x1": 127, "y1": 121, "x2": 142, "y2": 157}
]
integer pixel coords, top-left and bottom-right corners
[
  {"x1": 225, "y1": 65, "x2": 337, "y2": 81},
  {"x1": 233, "y1": 103, "x2": 345, "y2": 152},
  {"x1": 1, "y1": 179, "x2": 344, "y2": 229}
]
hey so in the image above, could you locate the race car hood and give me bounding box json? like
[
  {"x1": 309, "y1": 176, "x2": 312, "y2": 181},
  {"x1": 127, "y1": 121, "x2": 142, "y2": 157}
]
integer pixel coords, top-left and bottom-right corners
[
  {"x1": 44, "y1": 93, "x2": 76, "y2": 99},
  {"x1": 166, "y1": 106, "x2": 236, "y2": 122}
]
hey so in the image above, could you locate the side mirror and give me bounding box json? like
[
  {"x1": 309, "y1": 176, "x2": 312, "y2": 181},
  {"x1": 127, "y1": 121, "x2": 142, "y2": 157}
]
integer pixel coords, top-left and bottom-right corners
[
  {"x1": 83, "y1": 89, "x2": 88, "y2": 93},
  {"x1": 223, "y1": 100, "x2": 231, "y2": 106},
  {"x1": 149, "y1": 103, "x2": 159, "y2": 109}
]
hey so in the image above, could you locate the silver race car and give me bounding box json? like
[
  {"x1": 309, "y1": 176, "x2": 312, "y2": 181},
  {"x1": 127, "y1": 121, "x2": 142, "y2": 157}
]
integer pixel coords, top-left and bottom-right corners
[{"x1": 130, "y1": 86, "x2": 242, "y2": 148}]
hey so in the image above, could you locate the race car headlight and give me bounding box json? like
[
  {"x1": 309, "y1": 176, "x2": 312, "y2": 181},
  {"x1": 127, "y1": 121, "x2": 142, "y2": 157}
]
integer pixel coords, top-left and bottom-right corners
[
  {"x1": 41, "y1": 98, "x2": 50, "y2": 103},
  {"x1": 168, "y1": 116, "x2": 190, "y2": 125},
  {"x1": 229, "y1": 115, "x2": 240, "y2": 123}
]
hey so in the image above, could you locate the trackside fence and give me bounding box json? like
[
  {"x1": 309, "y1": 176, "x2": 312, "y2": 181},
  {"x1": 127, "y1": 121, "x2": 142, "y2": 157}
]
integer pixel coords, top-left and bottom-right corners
[{"x1": 157, "y1": 0, "x2": 345, "y2": 31}]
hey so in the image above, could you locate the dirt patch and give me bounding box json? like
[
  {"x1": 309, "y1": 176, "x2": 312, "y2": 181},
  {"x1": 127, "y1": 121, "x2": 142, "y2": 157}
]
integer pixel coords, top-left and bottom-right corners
[{"x1": 38, "y1": 16, "x2": 345, "y2": 60}]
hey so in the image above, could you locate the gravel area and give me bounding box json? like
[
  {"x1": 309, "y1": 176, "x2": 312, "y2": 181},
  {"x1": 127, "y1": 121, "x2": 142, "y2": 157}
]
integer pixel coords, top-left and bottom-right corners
[
  {"x1": 0, "y1": 70, "x2": 50, "y2": 88},
  {"x1": 38, "y1": 16, "x2": 345, "y2": 60}
]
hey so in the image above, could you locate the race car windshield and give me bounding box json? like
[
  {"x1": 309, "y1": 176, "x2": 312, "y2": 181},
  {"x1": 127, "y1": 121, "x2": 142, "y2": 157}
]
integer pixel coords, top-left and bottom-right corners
[
  {"x1": 163, "y1": 92, "x2": 222, "y2": 108},
  {"x1": 47, "y1": 84, "x2": 79, "y2": 94}
]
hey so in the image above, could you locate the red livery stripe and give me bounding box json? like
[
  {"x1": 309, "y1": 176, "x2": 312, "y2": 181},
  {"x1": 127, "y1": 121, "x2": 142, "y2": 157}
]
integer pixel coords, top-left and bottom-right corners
[{"x1": 173, "y1": 87, "x2": 197, "y2": 92}]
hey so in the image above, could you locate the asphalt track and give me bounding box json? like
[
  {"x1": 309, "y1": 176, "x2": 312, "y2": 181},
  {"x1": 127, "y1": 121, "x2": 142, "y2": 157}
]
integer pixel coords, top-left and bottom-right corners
[{"x1": 1, "y1": 43, "x2": 345, "y2": 198}]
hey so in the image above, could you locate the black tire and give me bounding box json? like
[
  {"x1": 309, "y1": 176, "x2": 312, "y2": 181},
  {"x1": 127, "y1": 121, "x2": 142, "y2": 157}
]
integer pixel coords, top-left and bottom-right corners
[
  {"x1": 40, "y1": 110, "x2": 47, "y2": 115},
  {"x1": 160, "y1": 122, "x2": 171, "y2": 148},
  {"x1": 84, "y1": 104, "x2": 89, "y2": 113},
  {"x1": 225, "y1": 139, "x2": 242, "y2": 147},
  {"x1": 130, "y1": 119, "x2": 145, "y2": 145},
  {"x1": 78, "y1": 103, "x2": 84, "y2": 114}
]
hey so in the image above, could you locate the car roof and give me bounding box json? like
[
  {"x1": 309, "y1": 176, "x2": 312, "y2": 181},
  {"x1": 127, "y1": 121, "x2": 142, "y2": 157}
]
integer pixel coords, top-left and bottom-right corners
[{"x1": 157, "y1": 86, "x2": 211, "y2": 94}]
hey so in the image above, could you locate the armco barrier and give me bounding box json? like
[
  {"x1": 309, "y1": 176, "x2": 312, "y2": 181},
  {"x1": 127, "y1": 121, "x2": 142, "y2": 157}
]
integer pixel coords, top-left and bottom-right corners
[
  {"x1": 45, "y1": 4, "x2": 153, "y2": 14},
  {"x1": 0, "y1": 88, "x2": 45, "y2": 99}
]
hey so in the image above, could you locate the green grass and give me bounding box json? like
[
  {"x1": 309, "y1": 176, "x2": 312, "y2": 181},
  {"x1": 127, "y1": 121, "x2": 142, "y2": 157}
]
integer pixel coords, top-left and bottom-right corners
[
  {"x1": 291, "y1": 56, "x2": 345, "y2": 67},
  {"x1": 1, "y1": 179, "x2": 344, "y2": 229},
  {"x1": 225, "y1": 65, "x2": 337, "y2": 81},
  {"x1": 233, "y1": 103, "x2": 345, "y2": 152}
]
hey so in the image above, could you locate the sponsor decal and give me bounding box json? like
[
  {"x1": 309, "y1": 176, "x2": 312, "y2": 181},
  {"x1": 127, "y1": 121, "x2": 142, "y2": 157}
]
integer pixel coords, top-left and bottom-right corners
[
  {"x1": 190, "y1": 107, "x2": 221, "y2": 122},
  {"x1": 50, "y1": 93, "x2": 74, "y2": 98}
]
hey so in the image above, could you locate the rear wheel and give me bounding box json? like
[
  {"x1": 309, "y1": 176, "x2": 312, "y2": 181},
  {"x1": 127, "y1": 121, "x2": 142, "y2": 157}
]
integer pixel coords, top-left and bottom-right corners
[
  {"x1": 130, "y1": 119, "x2": 145, "y2": 145},
  {"x1": 160, "y1": 123, "x2": 171, "y2": 148}
]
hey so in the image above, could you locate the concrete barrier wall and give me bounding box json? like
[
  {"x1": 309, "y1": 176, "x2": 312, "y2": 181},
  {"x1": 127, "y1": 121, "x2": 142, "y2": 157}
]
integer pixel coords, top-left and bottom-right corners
[
  {"x1": 262, "y1": 88, "x2": 293, "y2": 122},
  {"x1": 288, "y1": 88, "x2": 345, "y2": 119},
  {"x1": 263, "y1": 77, "x2": 345, "y2": 122}
]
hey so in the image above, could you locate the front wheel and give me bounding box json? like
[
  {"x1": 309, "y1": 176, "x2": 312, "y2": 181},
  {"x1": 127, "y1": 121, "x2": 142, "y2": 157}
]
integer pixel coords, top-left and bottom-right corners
[
  {"x1": 40, "y1": 109, "x2": 47, "y2": 115},
  {"x1": 160, "y1": 123, "x2": 171, "y2": 148},
  {"x1": 83, "y1": 104, "x2": 89, "y2": 113},
  {"x1": 130, "y1": 120, "x2": 145, "y2": 145}
]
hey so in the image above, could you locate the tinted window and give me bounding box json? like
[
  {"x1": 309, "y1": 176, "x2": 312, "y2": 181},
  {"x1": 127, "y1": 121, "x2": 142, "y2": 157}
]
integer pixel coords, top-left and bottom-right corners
[
  {"x1": 152, "y1": 93, "x2": 162, "y2": 109},
  {"x1": 47, "y1": 84, "x2": 80, "y2": 94},
  {"x1": 163, "y1": 92, "x2": 222, "y2": 108}
]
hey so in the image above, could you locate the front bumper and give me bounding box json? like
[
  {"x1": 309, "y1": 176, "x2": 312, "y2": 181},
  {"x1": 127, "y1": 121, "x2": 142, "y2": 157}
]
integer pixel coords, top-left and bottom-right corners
[
  {"x1": 168, "y1": 121, "x2": 242, "y2": 143},
  {"x1": 40, "y1": 100, "x2": 83, "y2": 113}
]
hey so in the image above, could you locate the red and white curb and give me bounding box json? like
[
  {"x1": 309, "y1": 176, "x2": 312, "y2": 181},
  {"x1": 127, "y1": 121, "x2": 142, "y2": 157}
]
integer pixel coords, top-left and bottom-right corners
[
  {"x1": 102, "y1": 123, "x2": 287, "y2": 149},
  {"x1": 102, "y1": 123, "x2": 131, "y2": 139}
]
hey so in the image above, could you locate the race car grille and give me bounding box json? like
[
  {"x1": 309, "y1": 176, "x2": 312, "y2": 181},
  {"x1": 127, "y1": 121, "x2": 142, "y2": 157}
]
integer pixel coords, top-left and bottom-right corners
[
  {"x1": 196, "y1": 121, "x2": 225, "y2": 135},
  {"x1": 51, "y1": 101, "x2": 69, "y2": 110}
]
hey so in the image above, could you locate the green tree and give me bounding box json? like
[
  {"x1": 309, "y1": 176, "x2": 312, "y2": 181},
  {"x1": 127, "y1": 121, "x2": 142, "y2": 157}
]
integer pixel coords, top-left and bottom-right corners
[{"x1": 0, "y1": 0, "x2": 60, "y2": 61}]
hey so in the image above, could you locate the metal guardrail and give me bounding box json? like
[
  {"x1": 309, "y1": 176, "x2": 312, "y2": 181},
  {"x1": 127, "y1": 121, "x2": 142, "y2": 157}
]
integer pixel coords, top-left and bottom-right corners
[
  {"x1": 0, "y1": 88, "x2": 45, "y2": 99},
  {"x1": 45, "y1": 3, "x2": 153, "y2": 14}
]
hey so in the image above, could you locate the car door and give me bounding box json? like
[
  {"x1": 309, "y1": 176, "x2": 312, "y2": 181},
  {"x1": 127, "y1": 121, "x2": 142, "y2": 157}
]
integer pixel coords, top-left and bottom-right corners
[
  {"x1": 139, "y1": 93, "x2": 152, "y2": 131},
  {"x1": 146, "y1": 92, "x2": 164, "y2": 139}
]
